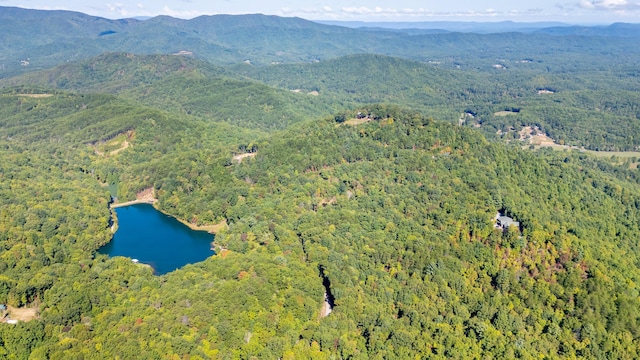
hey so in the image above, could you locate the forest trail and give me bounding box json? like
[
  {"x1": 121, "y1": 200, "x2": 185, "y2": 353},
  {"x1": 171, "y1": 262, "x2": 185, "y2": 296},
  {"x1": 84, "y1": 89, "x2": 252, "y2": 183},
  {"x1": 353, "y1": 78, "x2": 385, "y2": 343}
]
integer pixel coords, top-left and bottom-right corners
[
  {"x1": 108, "y1": 140, "x2": 130, "y2": 155},
  {"x1": 92, "y1": 130, "x2": 135, "y2": 156},
  {"x1": 94, "y1": 139, "x2": 130, "y2": 156}
]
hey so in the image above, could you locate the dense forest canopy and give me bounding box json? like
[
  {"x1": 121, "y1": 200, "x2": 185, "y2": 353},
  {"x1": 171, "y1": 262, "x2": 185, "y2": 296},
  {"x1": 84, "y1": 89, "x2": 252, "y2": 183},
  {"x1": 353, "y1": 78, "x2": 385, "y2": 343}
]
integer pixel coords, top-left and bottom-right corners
[
  {"x1": 5, "y1": 50, "x2": 640, "y2": 150},
  {"x1": 1, "y1": 7, "x2": 640, "y2": 359}
]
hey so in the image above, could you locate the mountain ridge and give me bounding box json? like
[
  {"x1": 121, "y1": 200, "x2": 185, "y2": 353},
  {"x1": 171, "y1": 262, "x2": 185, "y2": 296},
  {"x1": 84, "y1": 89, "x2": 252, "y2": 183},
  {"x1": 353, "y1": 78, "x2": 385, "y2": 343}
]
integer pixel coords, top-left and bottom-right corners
[{"x1": 2, "y1": 6, "x2": 639, "y2": 79}]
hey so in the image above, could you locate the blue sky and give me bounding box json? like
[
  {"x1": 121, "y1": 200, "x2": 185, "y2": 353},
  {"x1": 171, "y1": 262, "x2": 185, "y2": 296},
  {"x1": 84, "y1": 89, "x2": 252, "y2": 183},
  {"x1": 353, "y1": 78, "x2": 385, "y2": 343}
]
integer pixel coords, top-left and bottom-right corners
[{"x1": 1, "y1": 0, "x2": 640, "y2": 23}]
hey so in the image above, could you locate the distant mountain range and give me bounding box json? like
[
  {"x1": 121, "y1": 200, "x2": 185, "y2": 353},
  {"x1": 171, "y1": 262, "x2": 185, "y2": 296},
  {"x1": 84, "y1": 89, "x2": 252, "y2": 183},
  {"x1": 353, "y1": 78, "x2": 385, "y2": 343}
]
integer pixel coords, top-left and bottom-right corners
[
  {"x1": 315, "y1": 20, "x2": 573, "y2": 33},
  {"x1": 1, "y1": 6, "x2": 639, "y2": 79}
]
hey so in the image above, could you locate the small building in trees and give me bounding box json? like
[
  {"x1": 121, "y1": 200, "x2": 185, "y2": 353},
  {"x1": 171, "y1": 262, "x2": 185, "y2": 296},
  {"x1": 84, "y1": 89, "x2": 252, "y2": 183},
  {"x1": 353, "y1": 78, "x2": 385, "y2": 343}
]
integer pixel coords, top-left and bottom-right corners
[{"x1": 494, "y1": 211, "x2": 520, "y2": 230}]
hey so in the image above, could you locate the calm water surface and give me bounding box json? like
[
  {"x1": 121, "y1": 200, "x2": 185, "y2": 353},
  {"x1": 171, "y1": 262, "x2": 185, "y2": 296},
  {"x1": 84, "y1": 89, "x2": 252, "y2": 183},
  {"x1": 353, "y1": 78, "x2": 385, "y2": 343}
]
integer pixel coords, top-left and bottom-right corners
[{"x1": 99, "y1": 203, "x2": 214, "y2": 275}]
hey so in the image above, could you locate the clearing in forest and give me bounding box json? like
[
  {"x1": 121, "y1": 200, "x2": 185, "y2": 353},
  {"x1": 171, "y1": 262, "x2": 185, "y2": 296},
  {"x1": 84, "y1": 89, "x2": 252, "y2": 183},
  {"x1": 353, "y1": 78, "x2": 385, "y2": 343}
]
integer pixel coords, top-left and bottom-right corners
[
  {"x1": 111, "y1": 187, "x2": 156, "y2": 208},
  {"x1": 494, "y1": 110, "x2": 518, "y2": 116},
  {"x1": 16, "y1": 93, "x2": 53, "y2": 98},
  {"x1": 233, "y1": 152, "x2": 257, "y2": 163},
  {"x1": 92, "y1": 130, "x2": 135, "y2": 156},
  {"x1": 180, "y1": 219, "x2": 228, "y2": 234},
  {"x1": 521, "y1": 126, "x2": 640, "y2": 167},
  {"x1": 344, "y1": 118, "x2": 371, "y2": 126},
  {"x1": 519, "y1": 126, "x2": 556, "y2": 146},
  {"x1": 5, "y1": 305, "x2": 38, "y2": 322}
]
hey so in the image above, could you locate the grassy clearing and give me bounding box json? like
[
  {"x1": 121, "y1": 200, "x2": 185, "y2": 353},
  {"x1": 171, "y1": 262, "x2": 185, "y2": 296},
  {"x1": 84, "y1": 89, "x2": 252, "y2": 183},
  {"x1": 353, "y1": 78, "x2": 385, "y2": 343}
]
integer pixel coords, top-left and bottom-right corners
[
  {"x1": 343, "y1": 118, "x2": 371, "y2": 126},
  {"x1": 92, "y1": 130, "x2": 135, "y2": 156},
  {"x1": 528, "y1": 135, "x2": 555, "y2": 146},
  {"x1": 580, "y1": 150, "x2": 640, "y2": 158},
  {"x1": 494, "y1": 111, "x2": 518, "y2": 116},
  {"x1": 528, "y1": 143, "x2": 640, "y2": 168},
  {"x1": 177, "y1": 218, "x2": 227, "y2": 234},
  {"x1": 16, "y1": 94, "x2": 53, "y2": 98}
]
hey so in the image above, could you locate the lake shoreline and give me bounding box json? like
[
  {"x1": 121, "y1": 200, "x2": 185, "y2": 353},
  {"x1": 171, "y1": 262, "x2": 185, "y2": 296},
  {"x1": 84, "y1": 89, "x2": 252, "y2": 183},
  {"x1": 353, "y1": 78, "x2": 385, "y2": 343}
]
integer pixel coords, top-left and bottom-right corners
[
  {"x1": 110, "y1": 198, "x2": 156, "y2": 208},
  {"x1": 173, "y1": 216, "x2": 227, "y2": 235},
  {"x1": 103, "y1": 202, "x2": 215, "y2": 275},
  {"x1": 110, "y1": 199, "x2": 226, "y2": 234}
]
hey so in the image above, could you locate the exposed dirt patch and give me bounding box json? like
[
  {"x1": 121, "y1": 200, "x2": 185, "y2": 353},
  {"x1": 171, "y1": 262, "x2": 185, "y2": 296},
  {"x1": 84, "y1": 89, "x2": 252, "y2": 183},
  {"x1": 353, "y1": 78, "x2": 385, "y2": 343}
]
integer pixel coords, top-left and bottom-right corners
[
  {"x1": 519, "y1": 126, "x2": 556, "y2": 146},
  {"x1": 320, "y1": 295, "x2": 332, "y2": 319},
  {"x1": 344, "y1": 118, "x2": 372, "y2": 126},
  {"x1": 179, "y1": 219, "x2": 228, "y2": 234},
  {"x1": 529, "y1": 135, "x2": 556, "y2": 146},
  {"x1": 233, "y1": 152, "x2": 257, "y2": 164},
  {"x1": 136, "y1": 187, "x2": 155, "y2": 201},
  {"x1": 108, "y1": 140, "x2": 130, "y2": 155},
  {"x1": 6, "y1": 305, "x2": 38, "y2": 322},
  {"x1": 92, "y1": 130, "x2": 135, "y2": 157},
  {"x1": 111, "y1": 187, "x2": 156, "y2": 208},
  {"x1": 17, "y1": 94, "x2": 53, "y2": 98},
  {"x1": 318, "y1": 196, "x2": 337, "y2": 207}
]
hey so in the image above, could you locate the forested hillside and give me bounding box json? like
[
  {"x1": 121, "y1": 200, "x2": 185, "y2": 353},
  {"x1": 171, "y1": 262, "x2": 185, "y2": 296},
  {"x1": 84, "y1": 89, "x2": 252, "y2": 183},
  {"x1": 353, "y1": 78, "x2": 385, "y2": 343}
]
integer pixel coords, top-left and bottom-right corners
[
  {"x1": 0, "y1": 53, "x2": 343, "y2": 131},
  {"x1": 1, "y1": 7, "x2": 640, "y2": 359},
  {"x1": 5, "y1": 51, "x2": 640, "y2": 149},
  {"x1": 4, "y1": 6, "x2": 640, "y2": 149},
  {"x1": 1, "y1": 93, "x2": 640, "y2": 357},
  {"x1": 235, "y1": 54, "x2": 640, "y2": 150}
]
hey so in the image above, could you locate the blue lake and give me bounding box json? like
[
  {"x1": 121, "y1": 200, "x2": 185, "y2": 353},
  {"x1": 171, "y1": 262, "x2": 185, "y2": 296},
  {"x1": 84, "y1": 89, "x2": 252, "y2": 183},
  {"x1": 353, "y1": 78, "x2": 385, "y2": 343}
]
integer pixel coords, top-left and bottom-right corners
[{"x1": 99, "y1": 203, "x2": 214, "y2": 275}]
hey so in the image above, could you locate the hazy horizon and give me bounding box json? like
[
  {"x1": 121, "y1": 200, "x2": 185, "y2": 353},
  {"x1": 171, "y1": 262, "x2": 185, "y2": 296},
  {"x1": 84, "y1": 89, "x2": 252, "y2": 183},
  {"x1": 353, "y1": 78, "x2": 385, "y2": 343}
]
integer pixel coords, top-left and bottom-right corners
[{"x1": 1, "y1": 1, "x2": 639, "y2": 24}]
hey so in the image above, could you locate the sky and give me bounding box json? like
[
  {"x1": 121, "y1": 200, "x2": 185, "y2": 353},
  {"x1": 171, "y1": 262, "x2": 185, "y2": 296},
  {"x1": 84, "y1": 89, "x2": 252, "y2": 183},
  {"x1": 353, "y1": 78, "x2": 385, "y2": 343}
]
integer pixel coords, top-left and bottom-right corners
[{"x1": 1, "y1": 0, "x2": 640, "y2": 23}]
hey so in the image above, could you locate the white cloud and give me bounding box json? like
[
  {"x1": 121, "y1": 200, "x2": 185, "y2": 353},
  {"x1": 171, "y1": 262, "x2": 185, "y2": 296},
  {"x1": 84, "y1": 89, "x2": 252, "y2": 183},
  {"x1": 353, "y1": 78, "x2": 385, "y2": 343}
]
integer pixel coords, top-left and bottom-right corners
[
  {"x1": 106, "y1": 3, "x2": 129, "y2": 17},
  {"x1": 580, "y1": 0, "x2": 596, "y2": 8},
  {"x1": 578, "y1": 0, "x2": 640, "y2": 10},
  {"x1": 281, "y1": 6, "x2": 336, "y2": 18},
  {"x1": 279, "y1": 6, "x2": 553, "y2": 19},
  {"x1": 160, "y1": 6, "x2": 208, "y2": 18},
  {"x1": 342, "y1": 7, "x2": 399, "y2": 16}
]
